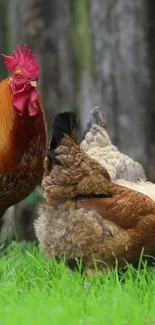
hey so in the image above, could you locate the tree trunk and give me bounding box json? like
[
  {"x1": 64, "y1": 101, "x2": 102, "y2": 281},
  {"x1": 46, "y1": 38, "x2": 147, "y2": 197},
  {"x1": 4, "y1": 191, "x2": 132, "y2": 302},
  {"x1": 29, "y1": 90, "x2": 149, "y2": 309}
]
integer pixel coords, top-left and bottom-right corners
[
  {"x1": 88, "y1": 0, "x2": 149, "y2": 167},
  {"x1": 9, "y1": 0, "x2": 75, "y2": 132},
  {"x1": 145, "y1": 0, "x2": 155, "y2": 181},
  {"x1": 72, "y1": 0, "x2": 96, "y2": 131},
  {"x1": 0, "y1": 1, "x2": 7, "y2": 79}
]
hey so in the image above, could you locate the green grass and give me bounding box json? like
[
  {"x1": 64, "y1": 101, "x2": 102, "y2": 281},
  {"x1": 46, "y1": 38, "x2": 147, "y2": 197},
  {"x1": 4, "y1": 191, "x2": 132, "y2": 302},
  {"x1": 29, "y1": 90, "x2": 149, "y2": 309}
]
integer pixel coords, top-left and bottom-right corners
[{"x1": 0, "y1": 244, "x2": 155, "y2": 325}]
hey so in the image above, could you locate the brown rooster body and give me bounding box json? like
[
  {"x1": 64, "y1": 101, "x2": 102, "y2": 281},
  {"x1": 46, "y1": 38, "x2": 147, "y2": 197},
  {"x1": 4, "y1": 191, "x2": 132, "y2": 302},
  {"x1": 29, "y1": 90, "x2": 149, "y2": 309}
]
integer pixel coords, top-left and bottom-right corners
[
  {"x1": 35, "y1": 112, "x2": 155, "y2": 272},
  {"x1": 0, "y1": 45, "x2": 47, "y2": 228}
]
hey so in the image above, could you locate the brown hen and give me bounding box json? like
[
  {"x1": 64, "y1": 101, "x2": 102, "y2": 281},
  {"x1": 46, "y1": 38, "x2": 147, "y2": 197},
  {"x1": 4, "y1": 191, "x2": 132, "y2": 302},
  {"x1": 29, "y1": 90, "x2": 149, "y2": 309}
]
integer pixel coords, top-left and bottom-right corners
[{"x1": 35, "y1": 112, "x2": 155, "y2": 272}]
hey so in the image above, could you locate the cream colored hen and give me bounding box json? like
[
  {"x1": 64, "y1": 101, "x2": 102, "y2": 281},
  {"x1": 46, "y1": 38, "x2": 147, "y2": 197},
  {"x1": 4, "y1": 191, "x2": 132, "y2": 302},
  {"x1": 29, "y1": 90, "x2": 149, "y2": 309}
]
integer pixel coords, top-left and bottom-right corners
[
  {"x1": 81, "y1": 107, "x2": 146, "y2": 182},
  {"x1": 81, "y1": 107, "x2": 155, "y2": 202}
]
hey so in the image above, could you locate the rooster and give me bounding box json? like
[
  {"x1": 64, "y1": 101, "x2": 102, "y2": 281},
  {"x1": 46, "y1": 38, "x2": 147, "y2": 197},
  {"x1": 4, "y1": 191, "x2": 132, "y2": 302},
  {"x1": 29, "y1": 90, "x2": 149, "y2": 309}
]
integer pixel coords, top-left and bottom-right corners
[
  {"x1": 0, "y1": 45, "x2": 47, "y2": 235},
  {"x1": 35, "y1": 112, "x2": 155, "y2": 272},
  {"x1": 81, "y1": 106, "x2": 146, "y2": 182}
]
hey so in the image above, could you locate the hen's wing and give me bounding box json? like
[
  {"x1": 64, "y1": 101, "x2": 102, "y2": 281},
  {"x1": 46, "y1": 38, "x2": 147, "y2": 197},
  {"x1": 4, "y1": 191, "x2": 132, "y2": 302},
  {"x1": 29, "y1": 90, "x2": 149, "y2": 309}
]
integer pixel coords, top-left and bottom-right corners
[
  {"x1": 44, "y1": 135, "x2": 111, "y2": 204},
  {"x1": 114, "y1": 179, "x2": 155, "y2": 202},
  {"x1": 43, "y1": 111, "x2": 110, "y2": 204},
  {"x1": 81, "y1": 106, "x2": 146, "y2": 182}
]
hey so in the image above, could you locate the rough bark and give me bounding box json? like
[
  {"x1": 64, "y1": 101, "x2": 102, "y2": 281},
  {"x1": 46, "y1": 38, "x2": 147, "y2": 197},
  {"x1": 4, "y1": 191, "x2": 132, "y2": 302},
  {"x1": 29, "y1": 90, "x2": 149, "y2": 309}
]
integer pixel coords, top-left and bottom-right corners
[
  {"x1": 9, "y1": 0, "x2": 75, "y2": 132},
  {"x1": 0, "y1": 1, "x2": 7, "y2": 79},
  {"x1": 145, "y1": 0, "x2": 155, "y2": 181},
  {"x1": 0, "y1": 188, "x2": 42, "y2": 245},
  {"x1": 0, "y1": 203, "x2": 38, "y2": 245},
  {"x1": 72, "y1": 0, "x2": 96, "y2": 131},
  {"x1": 88, "y1": 0, "x2": 149, "y2": 167}
]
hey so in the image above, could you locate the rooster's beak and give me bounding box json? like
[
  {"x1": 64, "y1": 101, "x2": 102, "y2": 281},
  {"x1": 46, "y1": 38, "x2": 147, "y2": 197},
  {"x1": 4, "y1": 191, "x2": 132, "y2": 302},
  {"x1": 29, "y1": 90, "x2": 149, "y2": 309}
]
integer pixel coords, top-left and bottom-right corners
[{"x1": 30, "y1": 81, "x2": 37, "y2": 88}]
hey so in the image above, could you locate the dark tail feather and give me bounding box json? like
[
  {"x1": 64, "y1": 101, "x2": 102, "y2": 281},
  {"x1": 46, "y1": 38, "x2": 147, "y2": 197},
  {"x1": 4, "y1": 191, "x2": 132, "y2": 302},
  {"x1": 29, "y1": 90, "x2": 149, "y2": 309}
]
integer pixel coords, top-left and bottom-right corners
[
  {"x1": 50, "y1": 111, "x2": 77, "y2": 150},
  {"x1": 81, "y1": 106, "x2": 107, "y2": 141},
  {"x1": 48, "y1": 112, "x2": 77, "y2": 163}
]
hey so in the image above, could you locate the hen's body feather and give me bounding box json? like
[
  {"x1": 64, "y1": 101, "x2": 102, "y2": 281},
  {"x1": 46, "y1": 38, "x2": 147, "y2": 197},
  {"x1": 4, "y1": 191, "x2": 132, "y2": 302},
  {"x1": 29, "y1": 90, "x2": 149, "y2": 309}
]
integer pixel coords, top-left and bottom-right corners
[
  {"x1": 114, "y1": 179, "x2": 155, "y2": 202},
  {"x1": 35, "y1": 112, "x2": 155, "y2": 272}
]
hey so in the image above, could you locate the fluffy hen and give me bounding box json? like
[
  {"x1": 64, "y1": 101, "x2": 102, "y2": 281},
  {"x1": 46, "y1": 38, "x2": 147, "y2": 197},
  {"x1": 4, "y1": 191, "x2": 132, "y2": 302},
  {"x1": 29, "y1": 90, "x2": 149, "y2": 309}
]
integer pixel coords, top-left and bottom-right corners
[
  {"x1": 35, "y1": 112, "x2": 155, "y2": 272},
  {"x1": 81, "y1": 106, "x2": 146, "y2": 182},
  {"x1": 81, "y1": 107, "x2": 155, "y2": 203}
]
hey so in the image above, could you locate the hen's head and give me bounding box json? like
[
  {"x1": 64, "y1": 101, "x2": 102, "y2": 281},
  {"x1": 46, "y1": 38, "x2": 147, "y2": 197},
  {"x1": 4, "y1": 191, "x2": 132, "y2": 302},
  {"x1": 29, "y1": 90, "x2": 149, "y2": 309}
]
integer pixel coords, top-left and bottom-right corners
[
  {"x1": 2, "y1": 45, "x2": 40, "y2": 116},
  {"x1": 81, "y1": 107, "x2": 111, "y2": 150}
]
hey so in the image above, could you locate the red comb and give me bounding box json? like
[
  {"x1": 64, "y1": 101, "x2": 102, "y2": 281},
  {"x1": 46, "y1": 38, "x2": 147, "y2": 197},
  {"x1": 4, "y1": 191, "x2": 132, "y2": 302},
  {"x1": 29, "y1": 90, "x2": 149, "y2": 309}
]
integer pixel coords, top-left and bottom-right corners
[{"x1": 2, "y1": 44, "x2": 40, "y2": 80}]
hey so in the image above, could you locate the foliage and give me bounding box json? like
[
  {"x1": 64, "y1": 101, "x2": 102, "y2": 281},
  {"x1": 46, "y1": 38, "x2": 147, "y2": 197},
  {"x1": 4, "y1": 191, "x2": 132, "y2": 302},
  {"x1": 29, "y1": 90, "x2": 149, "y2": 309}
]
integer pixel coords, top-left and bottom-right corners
[{"x1": 24, "y1": 186, "x2": 44, "y2": 205}]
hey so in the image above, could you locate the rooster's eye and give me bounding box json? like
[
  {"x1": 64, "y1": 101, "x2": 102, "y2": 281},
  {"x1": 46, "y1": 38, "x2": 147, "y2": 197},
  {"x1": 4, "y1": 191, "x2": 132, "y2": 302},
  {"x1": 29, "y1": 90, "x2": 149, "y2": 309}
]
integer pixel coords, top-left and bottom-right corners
[{"x1": 16, "y1": 75, "x2": 21, "y2": 81}]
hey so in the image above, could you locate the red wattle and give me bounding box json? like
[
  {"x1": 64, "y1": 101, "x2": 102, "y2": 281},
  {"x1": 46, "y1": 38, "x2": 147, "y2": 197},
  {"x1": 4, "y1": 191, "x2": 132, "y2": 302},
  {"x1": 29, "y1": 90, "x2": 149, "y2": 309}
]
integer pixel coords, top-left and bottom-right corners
[
  {"x1": 13, "y1": 92, "x2": 28, "y2": 116},
  {"x1": 28, "y1": 88, "x2": 39, "y2": 116},
  {"x1": 13, "y1": 88, "x2": 39, "y2": 116}
]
